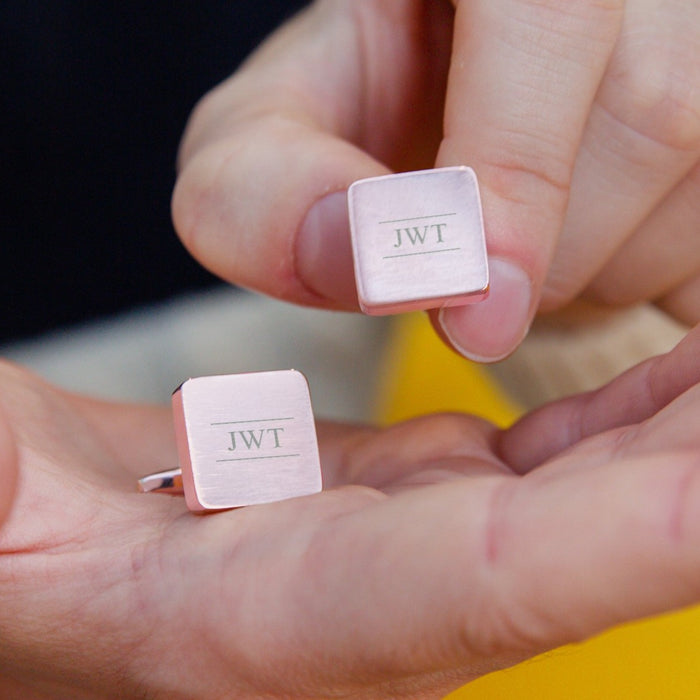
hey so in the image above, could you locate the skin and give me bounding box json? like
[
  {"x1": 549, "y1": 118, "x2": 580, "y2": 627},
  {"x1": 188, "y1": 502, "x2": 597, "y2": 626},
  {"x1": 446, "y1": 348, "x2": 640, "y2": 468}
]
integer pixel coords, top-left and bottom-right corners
[
  {"x1": 3, "y1": 2, "x2": 696, "y2": 696},
  {"x1": 0, "y1": 325, "x2": 698, "y2": 698},
  {"x1": 173, "y1": 0, "x2": 700, "y2": 361}
]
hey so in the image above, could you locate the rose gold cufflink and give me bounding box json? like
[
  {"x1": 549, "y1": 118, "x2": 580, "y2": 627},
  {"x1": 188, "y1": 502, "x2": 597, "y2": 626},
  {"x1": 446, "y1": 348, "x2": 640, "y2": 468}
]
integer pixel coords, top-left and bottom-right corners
[
  {"x1": 348, "y1": 166, "x2": 489, "y2": 315},
  {"x1": 138, "y1": 370, "x2": 322, "y2": 512}
]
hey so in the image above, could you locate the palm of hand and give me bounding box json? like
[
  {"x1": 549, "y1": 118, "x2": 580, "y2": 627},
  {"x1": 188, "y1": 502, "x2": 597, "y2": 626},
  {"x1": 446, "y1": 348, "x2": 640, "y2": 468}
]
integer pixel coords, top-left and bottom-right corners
[{"x1": 0, "y1": 327, "x2": 699, "y2": 699}]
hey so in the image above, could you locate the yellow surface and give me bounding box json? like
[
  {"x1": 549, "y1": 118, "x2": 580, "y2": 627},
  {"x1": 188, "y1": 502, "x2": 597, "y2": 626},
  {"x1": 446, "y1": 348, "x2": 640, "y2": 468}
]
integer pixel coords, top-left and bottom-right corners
[
  {"x1": 376, "y1": 313, "x2": 700, "y2": 699},
  {"x1": 374, "y1": 313, "x2": 520, "y2": 428}
]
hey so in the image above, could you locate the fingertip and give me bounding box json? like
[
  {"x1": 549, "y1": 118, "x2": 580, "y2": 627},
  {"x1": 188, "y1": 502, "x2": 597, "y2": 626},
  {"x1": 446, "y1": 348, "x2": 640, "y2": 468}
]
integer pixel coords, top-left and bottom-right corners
[{"x1": 436, "y1": 257, "x2": 534, "y2": 362}]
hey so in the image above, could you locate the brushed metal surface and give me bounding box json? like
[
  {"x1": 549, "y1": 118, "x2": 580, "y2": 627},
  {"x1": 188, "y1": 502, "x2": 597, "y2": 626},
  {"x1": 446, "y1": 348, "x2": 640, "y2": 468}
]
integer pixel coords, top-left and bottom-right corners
[
  {"x1": 348, "y1": 166, "x2": 489, "y2": 315},
  {"x1": 173, "y1": 370, "x2": 321, "y2": 511}
]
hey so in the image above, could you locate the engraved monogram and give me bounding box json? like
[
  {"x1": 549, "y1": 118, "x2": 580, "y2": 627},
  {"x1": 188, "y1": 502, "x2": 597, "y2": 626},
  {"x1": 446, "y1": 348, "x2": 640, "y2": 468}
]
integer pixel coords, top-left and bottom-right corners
[
  {"x1": 227, "y1": 427, "x2": 285, "y2": 451},
  {"x1": 209, "y1": 416, "x2": 299, "y2": 463},
  {"x1": 393, "y1": 222, "x2": 447, "y2": 248},
  {"x1": 348, "y1": 167, "x2": 487, "y2": 315},
  {"x1": 379, "y1": 212, "x2": 460, "y2": 260}
]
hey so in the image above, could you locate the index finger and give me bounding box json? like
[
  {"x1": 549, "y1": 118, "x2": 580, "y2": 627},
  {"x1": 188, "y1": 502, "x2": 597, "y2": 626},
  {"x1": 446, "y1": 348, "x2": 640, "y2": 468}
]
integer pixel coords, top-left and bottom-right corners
[
  {"x1": 435, "y1": 0, "x2": 624, "y2": 361},
  {"x1": 172, "y1": 1, "x2": 452, "y2": 309}
]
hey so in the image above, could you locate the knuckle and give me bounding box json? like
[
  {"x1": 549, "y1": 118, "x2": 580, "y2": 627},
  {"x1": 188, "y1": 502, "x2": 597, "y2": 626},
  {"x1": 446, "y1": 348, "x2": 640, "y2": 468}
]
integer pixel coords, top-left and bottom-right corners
[
  {"x1": 606, "y1": 34, "x2": 700, "y2": 152},
  {"x1": 478, "y1": 151, "x2": 571, "y2": 214},
  {"x1": 660, "y1": 457, "x2": 700, "y2": 552},
  {"x1": 170, "y1": 143, "x2": 221, "y2": 256},
  {"x1": 540, "y1": 269, "x2": 582, "y2": 311},
  {"x1": 461, "y1": 480, "x2": 551, "y2": 656},
  {"x1": 176, "y1": 84, "x2": 229, "y2": 169},
  {"x1": 586, "y1": 277, "x2": 638, "y2": 307}
]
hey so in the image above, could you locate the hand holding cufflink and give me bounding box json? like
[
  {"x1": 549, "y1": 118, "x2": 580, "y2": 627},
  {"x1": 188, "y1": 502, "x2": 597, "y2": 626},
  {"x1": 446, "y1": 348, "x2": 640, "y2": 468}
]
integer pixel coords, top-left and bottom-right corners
[
  {"x1": 174, "y1": 0, "x2": 700, "y2": 363},
  {"x1": 3, "y1": 330, "x2": 700, "y2": 696}
]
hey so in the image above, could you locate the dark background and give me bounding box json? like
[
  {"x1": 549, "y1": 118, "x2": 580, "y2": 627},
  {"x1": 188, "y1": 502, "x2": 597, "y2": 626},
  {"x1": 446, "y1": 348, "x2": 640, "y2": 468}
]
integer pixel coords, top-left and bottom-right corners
[{"x1": 1, "y1": 1, "x2": 308, "y2": 343}]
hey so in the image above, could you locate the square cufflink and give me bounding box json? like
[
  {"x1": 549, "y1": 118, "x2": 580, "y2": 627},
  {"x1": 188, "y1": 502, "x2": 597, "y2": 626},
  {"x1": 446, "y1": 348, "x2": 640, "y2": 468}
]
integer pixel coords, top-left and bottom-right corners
[
  {"x1": 348, "y1": 166, "x2": 489, "y2": 315},
  {"x1": 139, "y1": 370, "x2": 322, "y2": 512}
]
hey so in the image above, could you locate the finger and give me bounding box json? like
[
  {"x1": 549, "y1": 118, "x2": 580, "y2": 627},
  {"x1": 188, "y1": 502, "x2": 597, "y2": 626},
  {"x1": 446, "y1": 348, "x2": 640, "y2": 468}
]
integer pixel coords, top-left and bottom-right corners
[
  {"x1": 174, "y1": 120, "x2": 377, "y2": 309},
  {"x1": 436, "y1": 0, "x2": 624, "y2": 361},
  {"x1": 499, "y1": 323, "x2": 700, "y2": 472},
  {"x1": 585, "y1": 160, "x2": 700, "y2": 308},
  {"x1": 314, "y1": 420, "x2": 378, "y2": 489},
  {"x1": 237, "y1": 453, "x2": 700, "y2": 691},
  {"x1": 659, "y1": 274, "x2": 700, "y2": 327},
  {"x1": 337, "y1": 413, "x2": 506, "y2": 489},
  {"x1": 173, "y1": 1, "x2": 452, "y2": 310},
  {"x1": 543, "y1": 1, "x2": 700, "y2": 308},
  {"x1": 0, "y1": 404, "x2": 17, "y2": 528},
  {"x1": 315, "y1": 415, "x2": 505, "y2": 491},
  {"x1": 478, "y1": 451, "x2": 700, "y2": 652}
]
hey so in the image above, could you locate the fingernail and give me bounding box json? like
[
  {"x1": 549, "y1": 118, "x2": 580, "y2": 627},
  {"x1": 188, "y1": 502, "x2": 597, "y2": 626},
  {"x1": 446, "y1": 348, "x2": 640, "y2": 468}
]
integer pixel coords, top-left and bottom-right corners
[
  {"x1": 296, "y1": 191, "x2": 357, "y2": 306},
  {"x1": 438, "y1": 257, "x2": 533, "y2": 362}
]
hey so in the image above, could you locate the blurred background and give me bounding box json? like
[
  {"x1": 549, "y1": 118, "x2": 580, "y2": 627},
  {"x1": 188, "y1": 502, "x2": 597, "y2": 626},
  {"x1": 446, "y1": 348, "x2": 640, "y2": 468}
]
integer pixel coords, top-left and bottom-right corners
[
  {"x1": 1, "y1": 0, "x2": 307, "y2": 344},
  {"x1": 0, "y1": 0, "x2": 389, "y2": 420}
]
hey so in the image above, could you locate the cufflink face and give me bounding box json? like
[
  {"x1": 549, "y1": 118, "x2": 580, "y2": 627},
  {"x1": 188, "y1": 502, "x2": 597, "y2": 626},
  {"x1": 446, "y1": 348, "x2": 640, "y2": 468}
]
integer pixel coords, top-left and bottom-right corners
[
  {"x1": 172, "y1": 370, "x2": 321, "y2": 512},
  {"x1": 348, "y1": 166, "x2": 489, "y2": 315}
]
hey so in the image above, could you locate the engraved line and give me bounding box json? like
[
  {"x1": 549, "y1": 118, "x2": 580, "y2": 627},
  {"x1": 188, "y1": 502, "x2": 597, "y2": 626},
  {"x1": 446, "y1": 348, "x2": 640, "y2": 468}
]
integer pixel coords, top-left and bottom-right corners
[
  {"x1": 216, "y1": 453, "x2": 301, "y2": 463},
  {"x1": 383, "y1": 247, "x2": 462, "y2": 260},
  {"x1": 378, "y1": 212, "x2": 457, "y2": 225},
  {"x1": 211, "y1": 417, "x2": 295, "y2": 426}
]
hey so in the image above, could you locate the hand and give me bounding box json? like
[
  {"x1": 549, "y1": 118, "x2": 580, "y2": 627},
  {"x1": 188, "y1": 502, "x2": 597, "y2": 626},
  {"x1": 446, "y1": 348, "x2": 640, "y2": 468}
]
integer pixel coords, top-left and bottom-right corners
[
  {"x1": 1, "y1": 326, "x2": 699, "y2": 698},
  {"x1": 173, "y1": 0, "x2": 700, "y2": 362}
]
